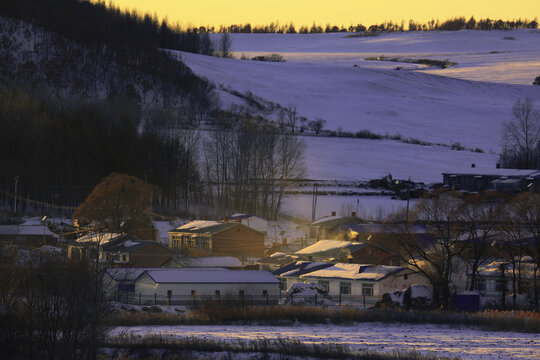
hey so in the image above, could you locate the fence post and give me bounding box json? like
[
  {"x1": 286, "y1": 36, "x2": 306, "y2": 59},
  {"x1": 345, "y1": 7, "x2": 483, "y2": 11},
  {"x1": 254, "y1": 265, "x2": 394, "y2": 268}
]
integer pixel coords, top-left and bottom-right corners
[
  {"x1": 154, "y1": 293, "x2": 157, "y2": 305},
  {"x1": 139, "y1": 292, "x2": 141, "y2": 306}
]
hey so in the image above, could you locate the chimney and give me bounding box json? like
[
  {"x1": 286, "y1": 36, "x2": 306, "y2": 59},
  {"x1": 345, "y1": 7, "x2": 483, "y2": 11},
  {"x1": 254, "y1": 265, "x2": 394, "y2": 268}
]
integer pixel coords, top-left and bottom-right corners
[
  {"x1": 471, "y1": 163, "x2": 476, "y2": 168},
  {"x1": 351, "y1": 211, "x2": 356, "y2": 217},
  {"x1": 496, "y1": 163, "x2": 501, "y2": 169},
  {"x1": 331, "y1": 211, "x2": 336, "y2": 216}
]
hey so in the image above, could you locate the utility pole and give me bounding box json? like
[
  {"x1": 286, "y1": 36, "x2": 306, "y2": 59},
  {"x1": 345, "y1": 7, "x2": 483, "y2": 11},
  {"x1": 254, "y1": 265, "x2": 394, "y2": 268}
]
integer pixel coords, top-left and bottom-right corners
[
  {"x1": 311, "y1": 184, "x2": 318, "y2": 222},
  {"x1": 14, "y1": 176, "x2": 19, "y2": 214}
]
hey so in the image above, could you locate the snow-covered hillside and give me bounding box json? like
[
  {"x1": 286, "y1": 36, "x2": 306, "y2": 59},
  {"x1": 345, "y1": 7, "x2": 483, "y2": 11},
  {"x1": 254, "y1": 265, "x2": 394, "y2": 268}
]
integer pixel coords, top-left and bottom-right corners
[
  {"x1": 175, "y1": 30, "x2": 540, "y2": 218},
  {"x1": 176, "y1": 30, "x2": 540, "y2": 153}
]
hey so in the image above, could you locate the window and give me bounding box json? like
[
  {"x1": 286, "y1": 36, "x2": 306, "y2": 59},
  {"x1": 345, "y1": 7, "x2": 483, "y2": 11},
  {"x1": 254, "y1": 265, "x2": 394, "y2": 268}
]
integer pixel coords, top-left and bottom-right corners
[
  {"x1": 279, "y1": 278, "x2": 287, "y2": 291},
  {"x1": 339, "y1": 282, "x2": 351, "y2": 295},
  {"x1": 496, "y1": 280, "x2": 505, "y2": 292},
  {"x1": 474, "y1": 280, "x2": 486, "y2": 292},
  {"x1": 122, "y1": 254, "x2": 127, "y2": 262},
  {"x1": 403, "y1": 274, "x2": 408, "y2": 280},
  {"x1": 318, "y1": 280, "x2": 329, "y2": 293},
  {"x1": 239, "y1": 290, "x2": 245, "y2": 297},
  {"x1": 362, "y1": 283, "x2": 374, "y2": 296},
  {"x1": 262, "y1": 290, "x2": 268, "y2": 296},
  {"x1": 191, "y1": 290, "x2": 197, "y2": 297},
  {"x1": 167, "y1": 290, "x2": 172, "y2": 299},
  {"x1": 215, "y1": 290, "x2": 220, "y2": 298}
]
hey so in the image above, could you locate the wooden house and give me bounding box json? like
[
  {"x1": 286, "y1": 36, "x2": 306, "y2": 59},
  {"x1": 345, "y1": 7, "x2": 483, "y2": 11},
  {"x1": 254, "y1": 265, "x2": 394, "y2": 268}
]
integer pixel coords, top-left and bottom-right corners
[{"x1": 169, "y1": 220, "x2": 265, "y2": 259}]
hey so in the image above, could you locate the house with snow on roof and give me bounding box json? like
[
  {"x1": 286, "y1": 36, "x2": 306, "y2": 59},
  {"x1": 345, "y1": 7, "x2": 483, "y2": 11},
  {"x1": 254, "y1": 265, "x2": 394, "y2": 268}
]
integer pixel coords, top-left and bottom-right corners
[
  {"x1": 168, "y1": 220, "x2": 265, "y2": 261},
  {"x1": 300, "y1": 263, "x2": 430, "y2": 306},
  {"x1": 308, "y1": 211, "x2": 364, "y2": 241},
  {"x1": 227, "y1": 213, "x2": 268, "y2": 235},
  {"x1": 272, "y1": 260, "x2": 334, "y2": 292},
  {"x1": 294, "y1": 239, "x2": 367, "y2": 262},
  {"x1": 133, "y1": 268, "x2": 279, "y2": 305},
  {"x1": 0, "y1": 222, "x2": 58, "y2": 249},
  {"x1": 442, "y1": 165, "x2": 540, "y2": 192},
  {"x1": 100, "y1": 239, "x2": 177, "y2": 267},
  {"x1": 164, "y1": 255, "x2": 243, "y2": 269}
]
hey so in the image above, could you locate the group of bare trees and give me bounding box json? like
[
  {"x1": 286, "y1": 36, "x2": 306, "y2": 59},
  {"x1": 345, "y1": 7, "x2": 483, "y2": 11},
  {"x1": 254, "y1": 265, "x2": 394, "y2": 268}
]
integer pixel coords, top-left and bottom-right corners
[
  {"x1": 391, "y1": 190, "x2": 539, "y2": 309},
  {"x1": 0, "y1": 251, "x2": 113, "y2": 359},
  {"x1": 203, "y1": 120, "x2": 306, "y2": 219}
]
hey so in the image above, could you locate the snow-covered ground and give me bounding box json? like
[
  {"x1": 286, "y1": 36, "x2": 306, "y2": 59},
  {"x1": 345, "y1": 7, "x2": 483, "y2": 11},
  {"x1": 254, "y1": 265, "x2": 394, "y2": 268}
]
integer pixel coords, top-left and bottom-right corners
[
  {"x1": 111, "y1": 323, "x2": 540, "y2": 360},
  {"x1": 175, "y1": 30, "x2": 540, "y2": 219},
  {"x1": 177, "y1": 30, "x2": 540, "y2": 152}
]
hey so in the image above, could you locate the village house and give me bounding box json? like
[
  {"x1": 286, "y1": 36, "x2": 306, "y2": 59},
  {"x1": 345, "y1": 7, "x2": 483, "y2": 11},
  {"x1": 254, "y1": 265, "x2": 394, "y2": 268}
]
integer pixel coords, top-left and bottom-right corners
[
  {"x1": 272, "y1": 261, "x2": 334, "y2": 291},
  {"x1": 340, "y1": 224, "x2": 429, "y2": 266},
  {"x1": 168, "y1": 220, "x2": 265, "y2": 261},
  {"x1": 299, "y1": 263, "x2": 430, "y2": 306},
  {"x1": 68, "y1": 233, "x2": 138, "y2": 261},
  {"x1": 257, "y1": 252, "x2": 298, "y2": 271},
  {"x1": 227, "y1": 213, "x2": 268, "y2": 235},
  {"x1": 274, "y1": 261, "x2": 430, "y2": 306},
  {"x1": 294, "y1": 239, "x2": 367, "y2": 262},
  {"x1": 99, "y1": 239, "x2": 177, "y2": 267},
  {"x1": 132, "y1": 268, "x2": 280, "y2": 305},
  {"x1": 163, "y1": 255, "x2": 243, "y2": 269},
  {"x1": 442, "y1": 166, "x2": 540, "y2": 192},
  {"x1": 307, "y1": 212, "x2": 364, "y2": 241},
  {"x1": 0, "y1": 222, "x2": 58, "y2": 249},
  {"x1": 462, "y1": 258, "x2": 538, "y2": 308}
]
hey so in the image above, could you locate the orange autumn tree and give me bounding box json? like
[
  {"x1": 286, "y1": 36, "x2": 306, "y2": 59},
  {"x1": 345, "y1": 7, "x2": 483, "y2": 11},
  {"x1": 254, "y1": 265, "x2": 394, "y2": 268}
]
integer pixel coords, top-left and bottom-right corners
[{"x1": 74, "y1": 173, "x2": 157, "y2": 239}]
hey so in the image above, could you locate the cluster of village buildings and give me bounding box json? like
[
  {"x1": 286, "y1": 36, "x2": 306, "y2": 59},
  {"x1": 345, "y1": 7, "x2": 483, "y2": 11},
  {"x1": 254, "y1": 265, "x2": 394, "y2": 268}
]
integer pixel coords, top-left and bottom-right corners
[
  {"x1": 1, "y1": 208, "x2": 536, "y2": 309},
  {"x1": 1, "y1": 167, "x2": 539, "y2": 308}
]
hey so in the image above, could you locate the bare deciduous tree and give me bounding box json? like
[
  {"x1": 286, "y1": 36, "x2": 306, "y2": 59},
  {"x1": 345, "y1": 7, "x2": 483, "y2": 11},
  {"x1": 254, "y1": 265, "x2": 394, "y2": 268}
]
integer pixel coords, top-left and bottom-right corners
[
  {"x1": 501, "y1": 98, "x2": 540, "y2": 169},
  {"x1": 393, "y1": 190, "x2": 466, "y2": 308}
]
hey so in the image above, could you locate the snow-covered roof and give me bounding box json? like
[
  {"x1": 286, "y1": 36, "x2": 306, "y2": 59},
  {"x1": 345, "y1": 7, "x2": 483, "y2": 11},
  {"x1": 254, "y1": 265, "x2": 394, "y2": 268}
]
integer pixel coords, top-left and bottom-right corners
[
  {"x1": 301, "y1": 263, "x2": 405, "y2": 282},
  {"x1": 442, "y1": 168, "x2": 540, "y2": 178},
  {"x1": 141, "y1": 268, "x2": 279, "y2": 284},
  {"x1": 476, "y1": 260, "x2": 537, "y2": 278},
  {"x1": 0, "y1": 225, "x2": 57, "y2": 237},
  {"x1": 311, "y1": 215, "x2": 343, "y2": 225},
  {"x1": 76, "y1": 232, "x2": 123, "y2": 244},
  {"x1": 295, "y1": 239, "x2": 366, "y2": 255},
  {"x1": 173, "y1": 256, "x2": 242, "y2": 268},
  {"x1": 273, "y1": 261, "x2": 334, "y2": 277},
  {"x1": 229, "y1": 213, "x2": 263, "y2": 221},
  {"x1": 170, "y1": 220, "x2": 237, "y2": 235},
  {"x1": 106, "y1": 268, "x2": 148, "y2": 281}
]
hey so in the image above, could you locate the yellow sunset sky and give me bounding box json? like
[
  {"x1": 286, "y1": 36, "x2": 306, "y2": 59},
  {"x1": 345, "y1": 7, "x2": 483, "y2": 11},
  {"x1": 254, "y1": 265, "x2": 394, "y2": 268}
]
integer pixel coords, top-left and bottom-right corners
[{"x1": 106, "y1": 1, "x2": 539, "y2": 27}]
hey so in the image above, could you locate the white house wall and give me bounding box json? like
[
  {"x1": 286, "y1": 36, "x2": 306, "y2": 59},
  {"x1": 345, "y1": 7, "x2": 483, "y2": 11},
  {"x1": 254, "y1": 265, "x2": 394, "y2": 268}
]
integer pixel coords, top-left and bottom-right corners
[
  {"x1": 135, "y1": 274, "x2": 279, "y2": 297},
  {"x1": 302, "y1": 271, "x2": 430, "y2": 297}
]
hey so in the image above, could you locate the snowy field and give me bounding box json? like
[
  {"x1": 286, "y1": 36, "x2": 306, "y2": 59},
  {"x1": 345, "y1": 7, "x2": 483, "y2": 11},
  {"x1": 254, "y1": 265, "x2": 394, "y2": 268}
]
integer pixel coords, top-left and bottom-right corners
[
  {"x1": 301, "y1": 137, "x2": 497, "y2": 183},
  {"x1": 175, "y1": 30, "x2": 540, "y2": 218},
  {"x1": 177, "y1": 30, "x2": 540, "y2": 152},
  {"x1": 111, "y1": 323, "x2": 539, "y2": 360},
  {"x1": 281, "y1": 193, "x2": 417, "y2": 221}
]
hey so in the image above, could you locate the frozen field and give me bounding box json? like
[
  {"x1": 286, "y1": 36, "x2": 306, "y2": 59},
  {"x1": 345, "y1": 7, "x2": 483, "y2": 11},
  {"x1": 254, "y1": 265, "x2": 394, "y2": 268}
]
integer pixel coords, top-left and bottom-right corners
[{"x1": 112, "y1": 322, "x2": 539, "y2": 360}]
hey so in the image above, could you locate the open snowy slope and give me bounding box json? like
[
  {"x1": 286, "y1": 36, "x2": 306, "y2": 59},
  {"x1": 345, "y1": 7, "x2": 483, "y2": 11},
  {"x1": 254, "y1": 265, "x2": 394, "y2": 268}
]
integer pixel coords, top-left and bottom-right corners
[
  {"x1": 177, "y1": 43, "x2": 539, "y2": 153},
  {"x1": 226, "y1": 30, "x2": 540, "y2": 85}
]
